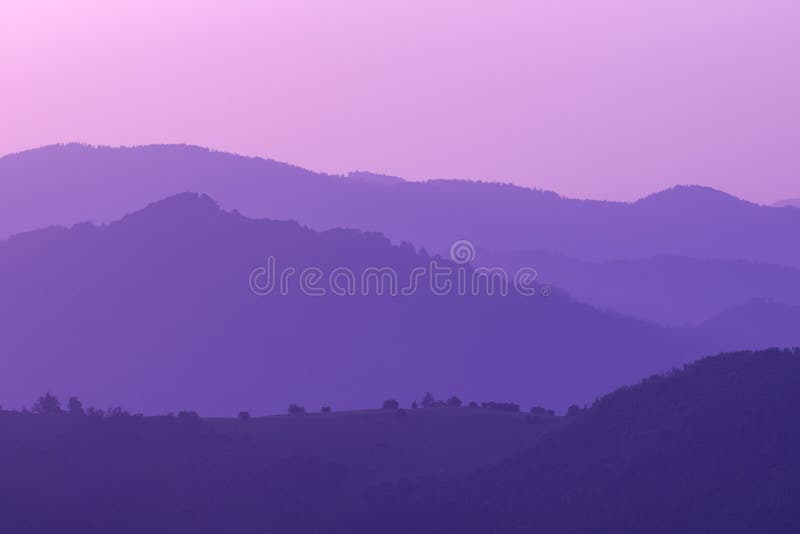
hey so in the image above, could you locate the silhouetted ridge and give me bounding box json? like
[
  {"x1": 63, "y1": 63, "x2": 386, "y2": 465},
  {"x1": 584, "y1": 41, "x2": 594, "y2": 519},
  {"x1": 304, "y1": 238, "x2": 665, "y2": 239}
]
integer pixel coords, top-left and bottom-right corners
[
  {"x1": 6, "y1": 143, "x2": 800, "y2": 267},
  {"x1": 344, "y1": 348, "x2": 800, "y2": 534}
]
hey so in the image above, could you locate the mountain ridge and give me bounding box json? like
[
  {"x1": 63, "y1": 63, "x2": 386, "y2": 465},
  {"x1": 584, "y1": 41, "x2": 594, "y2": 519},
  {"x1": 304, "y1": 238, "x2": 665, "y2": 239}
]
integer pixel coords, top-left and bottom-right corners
[{"x1": 4, "y1": 144, "x2": 799, "y2": 268}]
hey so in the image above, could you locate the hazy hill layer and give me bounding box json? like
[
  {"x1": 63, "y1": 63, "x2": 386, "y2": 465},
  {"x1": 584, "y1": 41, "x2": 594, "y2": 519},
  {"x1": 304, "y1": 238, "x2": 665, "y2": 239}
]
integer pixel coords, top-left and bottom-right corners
[
  {"x1": 3, "y1": 144, "x2": 800, "y2": 268},
  {"x1": 479, "y1": 249, "x2": 800, "y2": 325}
]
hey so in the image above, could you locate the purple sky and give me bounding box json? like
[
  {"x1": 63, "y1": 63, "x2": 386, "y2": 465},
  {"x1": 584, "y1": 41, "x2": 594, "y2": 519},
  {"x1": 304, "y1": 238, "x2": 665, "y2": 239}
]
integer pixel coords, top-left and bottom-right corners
[{"x1": 2, "y1": 0, "x2": 798, "y2": 203}]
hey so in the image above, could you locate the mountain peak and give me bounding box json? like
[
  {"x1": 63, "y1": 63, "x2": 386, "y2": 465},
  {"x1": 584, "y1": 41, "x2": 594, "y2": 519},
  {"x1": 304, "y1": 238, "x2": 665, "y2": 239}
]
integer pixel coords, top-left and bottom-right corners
[{"x1": 636, "y1": 185, "x2": 748, "y2": 206}]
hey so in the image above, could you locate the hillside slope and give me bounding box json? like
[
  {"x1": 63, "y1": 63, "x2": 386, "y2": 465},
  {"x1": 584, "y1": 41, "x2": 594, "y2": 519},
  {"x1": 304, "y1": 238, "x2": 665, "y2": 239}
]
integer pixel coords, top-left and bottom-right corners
[
  {"x1": 0, "y1": 407, "x2": 556, "y2": 534},
  {"x1": 346, "y1": 348, "x2": 800, "y2": 534}
]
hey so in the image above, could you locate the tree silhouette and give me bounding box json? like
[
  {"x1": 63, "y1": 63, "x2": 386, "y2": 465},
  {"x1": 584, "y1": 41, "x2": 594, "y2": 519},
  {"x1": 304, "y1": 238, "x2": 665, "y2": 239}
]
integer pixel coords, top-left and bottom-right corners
[
  {"x1": 68, "y1": 396, "x2": 84, "y2": 416},
  {"x1": 446, "y1": 396, "x2": 462, "y2": 408},
  {"x1": 566, "y1": 404, "x2": 582, "y2": 417},
  {"x1": 288, "y1": 404, "x2": 306, "y2": 415},
  {"x1": 32, "y1": 393, "x2": 62, "y2": 415}
]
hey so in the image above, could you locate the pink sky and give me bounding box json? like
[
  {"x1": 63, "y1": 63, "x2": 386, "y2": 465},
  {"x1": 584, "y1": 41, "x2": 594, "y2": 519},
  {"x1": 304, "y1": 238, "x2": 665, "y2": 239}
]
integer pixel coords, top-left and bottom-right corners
[{"x1": 1, "y1": 0, "x2": 798, "y2": 203}]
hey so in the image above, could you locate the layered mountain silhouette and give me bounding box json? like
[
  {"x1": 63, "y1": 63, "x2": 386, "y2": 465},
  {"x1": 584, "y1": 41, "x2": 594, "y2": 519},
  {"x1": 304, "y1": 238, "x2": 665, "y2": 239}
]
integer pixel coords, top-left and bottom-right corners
[
  {"x1": 479, "y1": 250, "x2": 800, "y2": 325},
  {"x1": 1, "y1": 193, "x2": 799, "y2": 415},
  {"x1": 344, "y1": 348, "x2": 800, "y2": 534},
  {"x1": 3, "y1": 144, "x2": 800, "y2": 268}
]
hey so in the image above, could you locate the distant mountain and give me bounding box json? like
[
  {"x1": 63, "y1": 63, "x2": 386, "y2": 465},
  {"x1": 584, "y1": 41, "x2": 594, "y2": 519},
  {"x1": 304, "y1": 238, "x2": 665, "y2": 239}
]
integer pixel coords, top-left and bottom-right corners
[
  {"x1": 695, "y1": 299, "x2": 800, "y2": 351},
  {"x1": 3, "y1": 144, "x2": 800, "y2": 267},
  {"x1": 2, "y1": 193, "x2": 796, "y2": 415},
  {"x1": 478, "y1": 250, "x2": 800, "y2": 325},
  {"x1": 774, "y1": 198, "x2": 800, "y2": 208},
  {"x1": 345, "y1": 348, "x2": 800, "y2": 534}
]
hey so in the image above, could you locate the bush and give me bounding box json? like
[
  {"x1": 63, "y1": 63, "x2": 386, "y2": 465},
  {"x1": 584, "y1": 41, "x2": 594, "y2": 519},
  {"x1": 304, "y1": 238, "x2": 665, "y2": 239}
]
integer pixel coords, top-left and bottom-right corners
[
  {"x1": 446, "y1": 396, "x2": 462, "y2": 408},
  {"x1": 109, "y1": 406, "x2": 131, "y2": 418},
  {"x1": 421, "y1": 392, "x2": 435, "y2": 408},
  {"x1": 288, "y1": 404, "x2": 306, "y2": 415},
  {"x1": 238, "y1": 411, "x2": 251, "y2": 420},
  {"x1": 481, "y1": 401, "x2": 520, "y2": 413},
  {"x1": 382, "y1": 399, "x2": 400, "y2": 410},
  {"x1": 468, "y1": 401, "x2": 479, "y2": 408},
  {"x1": 86, "y1": 407, "x2": 105, "y2": 418},
  {"x1": 321, "y1": 406, "x2": 331, "y2": 413},
  {"x1": 566, "y1": 404, "x2": 582, "y2": 417}
]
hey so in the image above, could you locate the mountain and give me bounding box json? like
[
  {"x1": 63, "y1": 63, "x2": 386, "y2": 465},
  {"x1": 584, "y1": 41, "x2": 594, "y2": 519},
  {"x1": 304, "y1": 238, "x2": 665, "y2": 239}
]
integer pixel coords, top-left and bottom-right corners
[
  {"x1": 344, "y1": 348, "x2": 800, "y2": 534},
  {"x1": 3, "y1": 145, "x2": 800, "y2": 268},
  {"x1": 3, "y1": 193, "x2": 797, "y2": 415},
  {"x1": 0, "y1": 193, "x2": 678, "y2": 415},
  {"x1": 774, "y1": 198, "x2": 800, "y2": 208},
  {"x1": 478, "y1": 250, "x2": 800, "y2": 325}
]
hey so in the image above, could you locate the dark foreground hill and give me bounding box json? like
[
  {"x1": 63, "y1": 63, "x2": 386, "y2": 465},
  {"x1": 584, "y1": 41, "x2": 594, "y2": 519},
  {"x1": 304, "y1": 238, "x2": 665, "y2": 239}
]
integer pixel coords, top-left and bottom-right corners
[
  {"x1": 1, "y1": 349, "x2": 797, "y2": 534},
  {"x1": 345, "y1": 348, "x2": 800, "y2": 534},
  {"x1": 3, "y1": 144, "x2": 800, "y2": 267},
  {"x1": 2, "y1": 193, "x2": 799, "y2": 415},
  {"x1": 0, "y1": 406, "x2": 556, "y2": 534}
]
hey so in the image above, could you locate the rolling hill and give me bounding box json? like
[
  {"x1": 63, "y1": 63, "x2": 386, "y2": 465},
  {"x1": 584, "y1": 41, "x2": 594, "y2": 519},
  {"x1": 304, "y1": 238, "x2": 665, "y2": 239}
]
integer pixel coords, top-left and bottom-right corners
[
  {"x1": 345, "y1": 348, "x2": 800, "y2": 534},
  {"x1": 1, "y1": 348, "x2": 797, "y2": 534},
  {"x1": 478, "y1": 249, "x2": 800, "y2": 325},
  {"x1": 3, "y1": 144, "x2": 800, "y2": 268},
  {"x1": 1, "y1": 193, "x2": 799, "y2": 415}
]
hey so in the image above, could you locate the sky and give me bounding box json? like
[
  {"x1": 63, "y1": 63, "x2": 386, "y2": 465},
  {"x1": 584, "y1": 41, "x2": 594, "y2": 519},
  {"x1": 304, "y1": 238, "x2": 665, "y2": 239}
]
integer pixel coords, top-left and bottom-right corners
[{"x1": 1, "y1": 0, "x2": 798, "y2": 203}]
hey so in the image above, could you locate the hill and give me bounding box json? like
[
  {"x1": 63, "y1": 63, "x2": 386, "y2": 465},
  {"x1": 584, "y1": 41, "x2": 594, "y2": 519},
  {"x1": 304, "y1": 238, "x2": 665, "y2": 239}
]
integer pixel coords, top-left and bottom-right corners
[
  {"x1": 2, "y1": 349, "x2": 798, "y2": 533},
  {"x1": 0, "y1": 405, "x2": 556, "y2": 534},
  {"x1": 3, "y1": 145, "x2": 800, "y2": 267},
  {"x1": 345, "y1": 348, "x2": 800, "y2": 534},
  {"x1": 0, "y1": 193, "x2": 686, "y2": 415},
  {"x1": 478, "y1": 250, "x2": 800, "y2": 325},
  {"x1": 4, "y1": 193, "x2": 798, "y2": 415}
]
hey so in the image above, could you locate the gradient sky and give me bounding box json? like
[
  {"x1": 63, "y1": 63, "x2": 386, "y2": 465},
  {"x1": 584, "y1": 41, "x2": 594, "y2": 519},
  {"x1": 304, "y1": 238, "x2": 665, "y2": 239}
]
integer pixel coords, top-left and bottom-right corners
[{"x1": 1, "y1": 0, "x2": 798, "y2": 203}]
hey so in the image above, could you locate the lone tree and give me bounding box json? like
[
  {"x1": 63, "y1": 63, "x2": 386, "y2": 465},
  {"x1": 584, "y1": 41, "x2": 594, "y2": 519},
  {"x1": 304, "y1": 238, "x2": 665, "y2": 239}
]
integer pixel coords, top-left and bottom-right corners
[
  {"x1": 32, "y1": 393, "x2": 62, "y2": 415},
  {"x1": 530, "y1": 406, "x2": 548, "y2": 416},
  {"x1": 421, "y1": 392, "x2": 435, "y2": 408},
  {"x1": 566, "y1": 404, "x2": 582, "y2": 417},
  {"x1": 288, "y1": 404, "x2": 306, "y2": 415},
  {"x1": 382, "y1": 399, "x2": 400, "y2": 410},
  {"x1": 67, "y1": 396, "x2": 84, "y2": 416}
]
